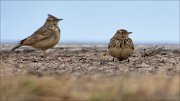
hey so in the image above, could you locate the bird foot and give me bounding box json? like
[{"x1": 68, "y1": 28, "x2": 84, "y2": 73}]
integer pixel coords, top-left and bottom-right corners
[
  {"x1": 118, "y1": 58, "x2": 130, "y2": 63},
  {"x1": 112, "y1": 58, "x2": 115, "y2": 62}
]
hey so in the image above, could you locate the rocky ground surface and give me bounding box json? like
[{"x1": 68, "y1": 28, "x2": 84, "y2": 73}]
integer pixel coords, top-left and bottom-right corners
[
  {"x1": 0, "y1": 44, "x2": 179, "y2": 101},
  {"x1": 0, "y1": 44, "x2": 179, "y2": 76}
]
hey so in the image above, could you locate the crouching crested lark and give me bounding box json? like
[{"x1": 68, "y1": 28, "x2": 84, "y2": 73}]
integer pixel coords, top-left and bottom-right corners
[
  {"x1": 108, "y1": 29, "x2": 134, "y2": 61},
  {"x1": 12, "y1": 14, "x2": 63, "y2": 53}
]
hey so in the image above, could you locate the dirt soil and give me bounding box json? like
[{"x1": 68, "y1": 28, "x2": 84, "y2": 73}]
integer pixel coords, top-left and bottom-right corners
[
  {"x1": 0, "y1": 44, "x2": 179, "y2": 76},
  {"x1": 0, "y1": 44, "x2": 180, "y2": 101}
]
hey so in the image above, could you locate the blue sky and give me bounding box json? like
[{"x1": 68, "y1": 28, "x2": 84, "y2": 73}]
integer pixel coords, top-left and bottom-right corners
[{"x1": 1, "y1": 1, "x2": 179, "y2": 44}]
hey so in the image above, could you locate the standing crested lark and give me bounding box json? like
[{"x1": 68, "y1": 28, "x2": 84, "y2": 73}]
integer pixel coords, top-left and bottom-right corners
[
  {"x1": 108, "y1": 29, "x2": 134, "y2": 61},
  {"x1": 12, "y1": 14, "x2": 63, "y2": 53}
]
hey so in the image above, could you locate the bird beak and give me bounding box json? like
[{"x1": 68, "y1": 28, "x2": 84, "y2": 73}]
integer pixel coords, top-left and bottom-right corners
[
  {"x1": 58, "y1": 18, "x2": 63, "y2": 21},
  {"x1": 128, "y1": 32, "x2": 132, "y2": 34}
]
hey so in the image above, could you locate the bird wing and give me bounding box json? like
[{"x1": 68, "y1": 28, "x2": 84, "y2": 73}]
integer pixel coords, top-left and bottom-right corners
[
  {"x1": 108, "y1": 38, "x2": 115, "y2": 48},
  {"x1": 108, "y1": 38, "x2": 121, "y2": 48},
  {"x1": 21, "y1": 26, "x2": 54, "y2": 45},
  {"x1": 128, "y1": 38, "x2": 134, "y2": 50},
  {"x1": 109, "y1": 38, "x2": 134, "y2": 50}
]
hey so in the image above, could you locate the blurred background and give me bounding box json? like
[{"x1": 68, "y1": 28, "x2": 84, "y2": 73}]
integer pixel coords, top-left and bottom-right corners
[{"x1": 1, "y1": 0, "x2": 179, "y2": 44}]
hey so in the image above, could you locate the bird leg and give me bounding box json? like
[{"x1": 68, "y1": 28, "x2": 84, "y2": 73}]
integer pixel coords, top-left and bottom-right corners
[
  {"x1": 127, "y1": 58, "x2": 130, "y2": 63},
  {"x1": 112, "y1": 58, "x2": 115, "y2": 62},
  {"x1": 42, "y1": 50, "x2": 47, "y2": 57}
]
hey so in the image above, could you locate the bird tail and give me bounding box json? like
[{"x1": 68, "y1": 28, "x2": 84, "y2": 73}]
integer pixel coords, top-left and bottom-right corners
[
  {"x1": 11, "y1": 38, "x2": 26, "y2": 51},
  {"x1": 11, "y1": 44, "x2": 21, "y2": 51}
]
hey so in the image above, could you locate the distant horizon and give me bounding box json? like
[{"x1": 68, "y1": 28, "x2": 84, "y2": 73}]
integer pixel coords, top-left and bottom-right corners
[{"x1": 1, "y1": 40, "x2": 179, "y2": 45}]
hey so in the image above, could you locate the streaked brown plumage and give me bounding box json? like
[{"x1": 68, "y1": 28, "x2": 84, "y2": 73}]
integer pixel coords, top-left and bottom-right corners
[
  {"x1": 108, "y1": 29, "x2": 134, "y2": 61},
  {"x1": 11, "y1": 14, "x2": 63, "y2": 53}
]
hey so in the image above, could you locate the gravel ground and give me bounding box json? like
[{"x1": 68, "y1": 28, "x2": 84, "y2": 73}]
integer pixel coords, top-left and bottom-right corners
[
  {"x1": 0, "y1": 44, "x2": 179, "y2": 77},
  {"x1": 0, "y1": 44, "x2": 179, "y2": 101}
]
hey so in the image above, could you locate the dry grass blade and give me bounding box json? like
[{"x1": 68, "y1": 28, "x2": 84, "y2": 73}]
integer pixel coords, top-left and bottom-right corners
[
  {"x1": 141, "y1": 46, "x2": 164, "y2": 57},
  {"x1": 1, "y1": 74, "x2": 179, "y2": 101}
]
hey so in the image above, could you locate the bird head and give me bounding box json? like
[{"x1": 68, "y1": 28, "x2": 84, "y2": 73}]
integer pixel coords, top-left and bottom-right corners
[
  {"x1": 45, "y1": 14, "x2": 63, "y2": 26},
  {"x1": 115, "y1": 29, "x2": 132, "y2": 39}
]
